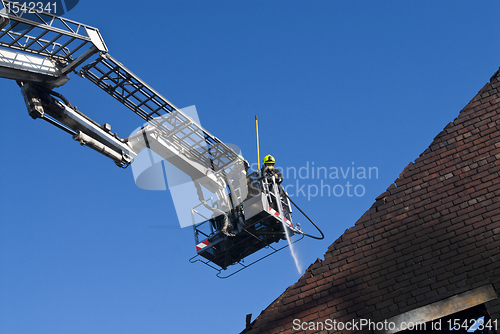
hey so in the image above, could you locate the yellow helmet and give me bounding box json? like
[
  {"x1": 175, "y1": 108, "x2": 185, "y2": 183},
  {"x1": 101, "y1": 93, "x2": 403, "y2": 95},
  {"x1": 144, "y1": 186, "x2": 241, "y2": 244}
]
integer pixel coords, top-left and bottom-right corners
[{"x1": 263, "y1": 155, "x2": 275, "y2": 165}]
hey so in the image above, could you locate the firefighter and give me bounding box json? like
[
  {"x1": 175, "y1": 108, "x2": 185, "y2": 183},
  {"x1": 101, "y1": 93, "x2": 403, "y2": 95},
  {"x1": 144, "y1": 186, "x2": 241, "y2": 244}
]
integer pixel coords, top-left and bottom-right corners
[
  {"x1": 261, "y1": 154, "x2": 283, "y2": 184},
  {"x1": 261, "y1": 155, "x2": 291, "y2": 221}
]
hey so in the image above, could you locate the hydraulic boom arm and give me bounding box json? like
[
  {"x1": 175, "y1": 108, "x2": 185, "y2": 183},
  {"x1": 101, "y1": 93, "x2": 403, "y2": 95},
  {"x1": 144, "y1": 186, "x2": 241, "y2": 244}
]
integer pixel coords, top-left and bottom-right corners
[
  {"x1": 0, "y1": 2, "x2": 320, "y2": 276},
  {"x1": 0, "y1": 0, "x2": 243, "y2": 180}
]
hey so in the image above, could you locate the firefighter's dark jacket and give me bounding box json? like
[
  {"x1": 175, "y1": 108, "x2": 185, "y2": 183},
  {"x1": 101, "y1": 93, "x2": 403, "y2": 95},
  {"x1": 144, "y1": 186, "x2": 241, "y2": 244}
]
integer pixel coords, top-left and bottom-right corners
[{"x1": 261, "y1": 165, "x2": 283, "y2": 184}]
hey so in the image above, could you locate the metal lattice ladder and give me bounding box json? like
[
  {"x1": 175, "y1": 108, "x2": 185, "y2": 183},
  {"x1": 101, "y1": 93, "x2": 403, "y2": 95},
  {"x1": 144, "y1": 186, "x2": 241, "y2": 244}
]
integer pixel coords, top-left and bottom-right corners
[
  {"x1": 0, "y1": 0, "x2": 106, "y2": 75},
  {"x1": 0, "y1": 0, "x2": 243, "y2": 176},
  {"x1": 80, "y1": 53, "x2": 241, "y2": 174}
]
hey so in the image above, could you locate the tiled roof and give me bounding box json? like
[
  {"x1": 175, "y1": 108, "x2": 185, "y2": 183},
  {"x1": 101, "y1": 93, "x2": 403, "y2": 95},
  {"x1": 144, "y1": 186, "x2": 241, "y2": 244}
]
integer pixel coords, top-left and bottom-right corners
[{"x1": 242, "y1": 69, "x2": 500, "y2": 333}]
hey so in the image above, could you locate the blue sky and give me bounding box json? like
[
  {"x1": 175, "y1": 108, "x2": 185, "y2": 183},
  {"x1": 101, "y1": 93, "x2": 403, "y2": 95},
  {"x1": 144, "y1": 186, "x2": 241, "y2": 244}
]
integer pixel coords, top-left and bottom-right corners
[{"x1": 1, "y1": 1, "x2": 499, "y2": 333}]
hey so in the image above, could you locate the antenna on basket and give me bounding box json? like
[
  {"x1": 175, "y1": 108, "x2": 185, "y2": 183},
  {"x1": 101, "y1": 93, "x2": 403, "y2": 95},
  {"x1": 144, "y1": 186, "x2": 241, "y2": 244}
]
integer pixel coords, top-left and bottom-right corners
[{"x1": 256, "y1": 115, "x2": 260, "y2": 170}]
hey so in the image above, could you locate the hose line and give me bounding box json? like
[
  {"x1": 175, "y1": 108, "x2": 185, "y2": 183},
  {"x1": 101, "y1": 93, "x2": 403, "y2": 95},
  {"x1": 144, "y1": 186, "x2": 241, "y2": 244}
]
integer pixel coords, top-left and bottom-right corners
[{"x1": 286, "y1": 194, "x2": 324, "y2": 240}]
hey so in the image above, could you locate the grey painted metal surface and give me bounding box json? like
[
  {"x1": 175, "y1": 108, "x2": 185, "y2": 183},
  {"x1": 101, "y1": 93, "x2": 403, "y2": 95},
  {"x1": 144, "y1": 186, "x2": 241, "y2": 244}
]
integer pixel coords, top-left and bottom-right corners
[{"x1": 0, "y1": 47, "x2": 69, "y2": 86}]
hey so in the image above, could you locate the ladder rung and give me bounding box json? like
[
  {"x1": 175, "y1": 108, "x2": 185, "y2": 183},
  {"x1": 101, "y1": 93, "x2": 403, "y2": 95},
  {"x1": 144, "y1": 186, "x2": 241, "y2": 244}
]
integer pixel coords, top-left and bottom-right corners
[
  {"x1": 7, "y1": 26, "x2": 34, "y2": 47},
  {"x1": 135, "y1": 94, "x2": 157, "y2": 110},
  {"x1": 65, "y1": 40, "x2": 88, "y2": 58},
  {"x1": 52, "y1": 36, "x2": 76, "y2": 56},
  {"x1": 37, "y1": 33, "x2": 63, "y2": 53},
  {"x1": 24, "y1": 30, "x2": 49, "y2": 49}
]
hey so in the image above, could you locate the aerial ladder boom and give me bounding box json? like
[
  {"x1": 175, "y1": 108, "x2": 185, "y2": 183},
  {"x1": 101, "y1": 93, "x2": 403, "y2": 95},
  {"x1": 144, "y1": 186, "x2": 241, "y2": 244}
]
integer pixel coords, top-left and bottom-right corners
[
  {"x1": 0, "y1": 0, "x2": 242, "y2": 226},
  {"x1": 79, "y1": 52, "x2": 241, "y2": 176},
  {"x1": 0, "y1": 1, "x2": 238, "y2": 179},
  {"x1": 0, "y1": 1, "x2": 322, "y2": 277}
]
